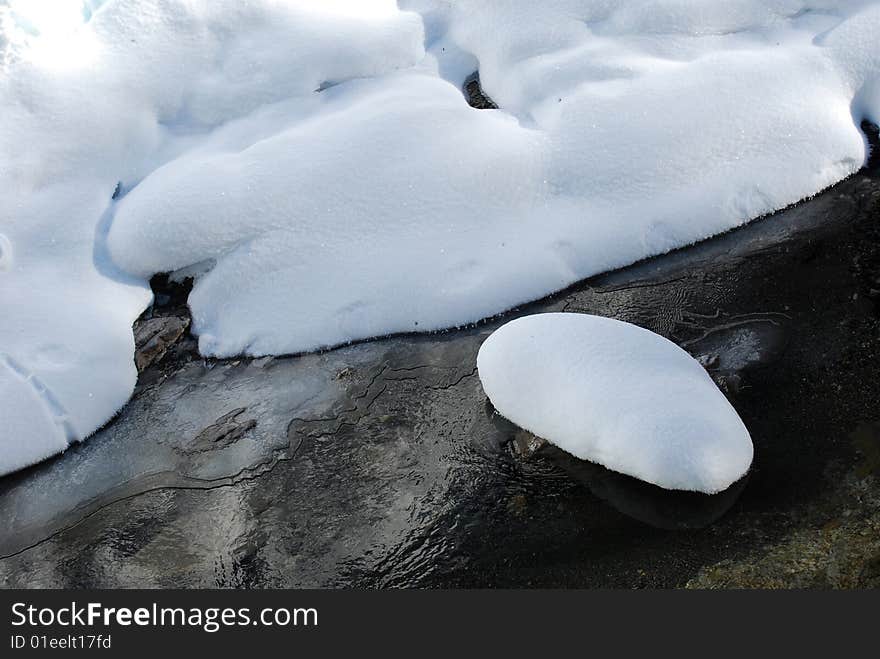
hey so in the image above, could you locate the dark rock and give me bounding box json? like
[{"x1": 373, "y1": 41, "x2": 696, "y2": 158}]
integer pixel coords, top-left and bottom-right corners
[
  {"x1": 133, "y1": 315, "x2": 189, "y2": 372},
  {"x1": 713, "y1": 372, "x2": 744, "y2": 396},
  {"x1": 463, "y1": 72, "x2": 498, "y2": 110},
  {"x1": 696, "y1": 353, "x2": 720, "y2": 369},
  {"x1": 508, "y1": 431, "x2": 548, "y2": 460}
]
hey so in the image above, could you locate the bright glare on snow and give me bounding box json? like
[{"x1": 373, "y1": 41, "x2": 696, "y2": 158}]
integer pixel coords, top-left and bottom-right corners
[
  {"x1": 7, "y1": 0, "x2": 84, "y2": 38},
  {"x1": 3, "y1": 0, "x2": 98, "y2": 68}
]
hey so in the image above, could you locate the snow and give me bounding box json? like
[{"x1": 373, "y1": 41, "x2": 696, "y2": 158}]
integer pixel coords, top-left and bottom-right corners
[
  {"x1": 0, "y1": 0, "x2": 423, "y2": 475},
  {"x1": 477, "y1": 314, "x2": 754, "y2": 493},
  {"x1": 1, "y1": 0, "x2": 879, "y2": 475},
  {"x1": 0, "y1": 355, "x2": 69, "y2": 473}
]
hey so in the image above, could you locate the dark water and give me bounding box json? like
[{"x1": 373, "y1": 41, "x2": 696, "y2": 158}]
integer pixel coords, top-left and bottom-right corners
[{"x1": 0, "y1": 129, "x2": 878, "y2": 588}]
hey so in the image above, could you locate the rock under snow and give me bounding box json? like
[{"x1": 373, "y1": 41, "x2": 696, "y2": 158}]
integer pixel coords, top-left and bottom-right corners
[{"x1": 477, "y1": 314, "x2": 753, "y2": 493}]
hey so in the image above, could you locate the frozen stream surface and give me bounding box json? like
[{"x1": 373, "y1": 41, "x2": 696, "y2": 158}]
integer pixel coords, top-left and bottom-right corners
[{"x1": 1, "y1": 145, "x2": 878, "y2": 588}]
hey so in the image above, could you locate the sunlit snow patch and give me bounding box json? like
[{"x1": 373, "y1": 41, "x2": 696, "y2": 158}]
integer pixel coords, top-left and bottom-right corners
[{"x1": 477, "y1": 314, "x2": 753, "y2": 494}]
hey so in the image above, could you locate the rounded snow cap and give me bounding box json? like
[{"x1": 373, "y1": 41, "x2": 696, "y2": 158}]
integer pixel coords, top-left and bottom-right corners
[{"x1": 477, "y1": 313, "x2": 753, "y2": 494}]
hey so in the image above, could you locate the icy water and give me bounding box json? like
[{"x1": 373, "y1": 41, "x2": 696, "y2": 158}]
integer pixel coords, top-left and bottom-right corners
[{"x1": 0, "y1": 132, "x2": 878, "y2": 587}]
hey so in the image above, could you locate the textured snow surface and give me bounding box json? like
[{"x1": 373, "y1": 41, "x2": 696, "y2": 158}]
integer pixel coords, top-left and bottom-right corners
[
  {"x1": 1, "y1": 0, "x2": 879, "y2": 474},
  {"x1": 477, "y1": 314, "x2": 754, "y2": 493}
]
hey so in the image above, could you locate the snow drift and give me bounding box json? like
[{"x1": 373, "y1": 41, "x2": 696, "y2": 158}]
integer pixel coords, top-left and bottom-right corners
[{"x1": 1, "y1": 0, "x2": 879, "y2": 475}]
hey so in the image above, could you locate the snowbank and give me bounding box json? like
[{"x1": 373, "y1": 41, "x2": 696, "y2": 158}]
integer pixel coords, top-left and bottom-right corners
[
  {"x1": 477, "y1": 314, "x2": 753, "y2": 493},
  {"x1": 0, "y1": 0, "x2": 424, "y2": 475},
  {"x1": 1, "y1": 0, "x2": 879, "y2": 474}
]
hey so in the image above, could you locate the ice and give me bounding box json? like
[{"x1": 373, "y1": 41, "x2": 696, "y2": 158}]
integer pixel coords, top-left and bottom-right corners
[
  {"x1": 1, "y1": 0, "x2": 879, "y2": 475},
  {"x1": 477, "y1": 314, "x2": 754, "y2": 493}
]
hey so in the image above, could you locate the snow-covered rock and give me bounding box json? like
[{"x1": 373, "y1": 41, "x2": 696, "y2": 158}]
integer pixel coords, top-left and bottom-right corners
[
  {"x1": 477, "y1": 314, "x2": 753, "y2": 493},
  {"x1": 1, "y1": 0, "x2": 879, "y2": 475}
]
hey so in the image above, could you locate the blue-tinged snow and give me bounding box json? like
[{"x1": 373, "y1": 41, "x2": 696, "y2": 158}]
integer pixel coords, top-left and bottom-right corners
[{"x1": 1, "y1": 0, "x2": 879, "y2": 475}]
